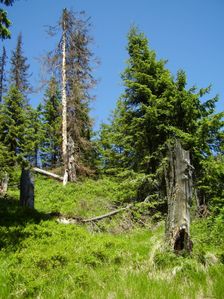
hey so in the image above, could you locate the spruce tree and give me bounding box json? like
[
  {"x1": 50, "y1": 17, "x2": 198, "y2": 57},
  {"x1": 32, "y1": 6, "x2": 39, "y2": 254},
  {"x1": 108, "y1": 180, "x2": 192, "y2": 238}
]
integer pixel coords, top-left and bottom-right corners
[
  {"x1": 41, "y1": 77, "x2": 61, "y2": 168},
  {"x1": 47, "y1": 9, "x2": 96, "y2": 180},
  {"x1": 0, "y1": 85, "x2": 33, "y2": 165},
  {"x1": 99, "y1": 27, "x2": 224, "y2": 205},
  {"x1": 9, "y1": 33, "x2": 31, "y2": 95},
  {"x1": 28, "y1": 104, "x2": 45, "y2": 167}
]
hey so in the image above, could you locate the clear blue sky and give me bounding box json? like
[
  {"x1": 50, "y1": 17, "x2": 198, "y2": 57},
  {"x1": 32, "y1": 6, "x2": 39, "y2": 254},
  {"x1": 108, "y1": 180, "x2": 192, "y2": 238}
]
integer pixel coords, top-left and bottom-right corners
[{"x1": 2, "y1": 0, "x2": 224, "y2": 130}]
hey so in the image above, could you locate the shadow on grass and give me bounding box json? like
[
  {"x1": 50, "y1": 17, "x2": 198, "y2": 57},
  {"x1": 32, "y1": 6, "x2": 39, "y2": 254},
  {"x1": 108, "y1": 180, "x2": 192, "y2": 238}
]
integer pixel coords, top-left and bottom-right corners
[{"x1": 0, "y1": 195, "x2": 57, "y2": 251}]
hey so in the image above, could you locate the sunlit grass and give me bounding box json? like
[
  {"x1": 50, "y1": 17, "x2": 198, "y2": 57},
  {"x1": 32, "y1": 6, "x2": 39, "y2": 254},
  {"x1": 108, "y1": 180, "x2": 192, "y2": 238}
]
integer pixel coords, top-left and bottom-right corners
[{"x1": 0, "y1": 175, "x2": 224, "y2": 298}]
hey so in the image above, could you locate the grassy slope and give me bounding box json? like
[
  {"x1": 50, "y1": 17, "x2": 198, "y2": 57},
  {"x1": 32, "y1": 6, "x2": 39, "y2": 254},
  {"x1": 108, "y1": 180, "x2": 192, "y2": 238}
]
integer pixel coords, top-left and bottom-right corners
[{"x1": 0, "y1": 175, "x2": 223, "y2": 299}]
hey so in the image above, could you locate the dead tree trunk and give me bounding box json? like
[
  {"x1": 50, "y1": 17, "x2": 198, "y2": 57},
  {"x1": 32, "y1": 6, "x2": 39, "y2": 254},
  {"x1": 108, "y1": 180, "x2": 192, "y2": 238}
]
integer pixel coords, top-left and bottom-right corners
[
  {"x1": 67, "y1": 134, "x2": 76, "y2": 182},
  {"x1": 165, "y1": 140, "x2": 193, "y2": 252},
  {"x1": 62, "y1": 9, "x2": 68, "y2": 184},
  {"x1": 20, "y1": 168, "x2": 34, "y2": 209},
  {"x1": 0, "y1": 173, "x2": 9, "y2": 196},
  {"x1": 61, "y1": 9, "x2": 76, "y2": 184}
]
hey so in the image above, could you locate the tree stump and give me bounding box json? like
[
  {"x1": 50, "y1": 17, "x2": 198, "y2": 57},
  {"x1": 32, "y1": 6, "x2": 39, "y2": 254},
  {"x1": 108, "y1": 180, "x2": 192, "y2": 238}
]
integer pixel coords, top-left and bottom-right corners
[
  {"x1": 165, "y1": 140, "x2": 193, "y2": 252},
  {"x1": 19, "y1": 168, "x2": 34, "y2": 208},
  {"x1": 0, "y1": 173, "x2": 9, "y2": 196}
]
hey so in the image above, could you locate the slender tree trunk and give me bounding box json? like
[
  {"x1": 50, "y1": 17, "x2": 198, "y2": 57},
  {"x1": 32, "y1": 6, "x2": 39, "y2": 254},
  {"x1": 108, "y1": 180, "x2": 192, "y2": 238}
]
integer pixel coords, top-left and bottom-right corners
[
  {"x1": 165, "y1": 140, "x2": 193, "y2": 252},
  {"x1": 62, "y1": 10, "x2": 68, "y2": 182},
  {"x1": 20, "y1": 168, "x2": 34, "y2": 208}
]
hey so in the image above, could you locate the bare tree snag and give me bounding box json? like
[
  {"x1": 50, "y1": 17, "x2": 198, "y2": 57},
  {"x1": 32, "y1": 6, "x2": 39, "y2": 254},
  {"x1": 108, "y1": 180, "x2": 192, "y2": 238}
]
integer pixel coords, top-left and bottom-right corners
[
  {"x1": 165, "y1": 140, "x2": 193, "y2": 252},
  {"x1": 20, "y1": 168, "x2": 34, "y2": 208},
  {"x1": 62, "y1": 8, "x2": 68, "y2": 184},
  {"x1": 33, "y1": 167, "x2": 63, "y2": 181},
  {"x1": 0, "y1": 173, "x2": 9, "y2": 196}
]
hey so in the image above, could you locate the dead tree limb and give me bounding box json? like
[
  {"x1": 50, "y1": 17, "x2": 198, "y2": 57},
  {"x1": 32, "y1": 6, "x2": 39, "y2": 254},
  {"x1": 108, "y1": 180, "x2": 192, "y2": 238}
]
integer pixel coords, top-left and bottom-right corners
[
  {"x1": 33, "y1": 167, "x2": 64, "y2": 182},
  {"x1": 57, "y1": 204, "x2": 133, "y2": 224},
  {"x1": 82, "y1": 204, "x2": 132, "y2": 222}
]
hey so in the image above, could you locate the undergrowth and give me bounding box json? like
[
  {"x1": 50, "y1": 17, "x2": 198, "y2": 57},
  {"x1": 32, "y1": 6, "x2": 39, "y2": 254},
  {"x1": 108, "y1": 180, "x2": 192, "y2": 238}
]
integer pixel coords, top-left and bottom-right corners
[{"x1": 0, "y1": 175, "x2": 223, "y2": 298}]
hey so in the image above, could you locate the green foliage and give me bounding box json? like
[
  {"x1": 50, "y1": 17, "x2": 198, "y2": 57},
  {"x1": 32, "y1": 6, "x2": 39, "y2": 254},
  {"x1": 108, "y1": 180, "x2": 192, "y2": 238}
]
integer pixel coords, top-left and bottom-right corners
[
  {"x1": 0, "y1": 8, "x2": 11, "y2": 40},
  {"x1": 9, "y1": 33, "x2": 31, "y2": 95},
  {"x1": 98, "y1": 26, "x2": 224, "y2": 213},
  {"x1": 0, "y1": 85, "x2": 34, "y2": 165},
  {"x1": 40, "y1": 77, "x2": 61, "y2": 168}
]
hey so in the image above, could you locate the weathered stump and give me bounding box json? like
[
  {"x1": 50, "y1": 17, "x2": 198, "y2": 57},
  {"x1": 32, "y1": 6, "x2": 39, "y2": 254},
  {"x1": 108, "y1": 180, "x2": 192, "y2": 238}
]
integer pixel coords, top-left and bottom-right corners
[
  {"x1": 165, "y1": 140, "x2": 193, "y2": 252},
  {"x1": 20, "y1": 168, "x2": 34, "y2": 208},
  {"x1": 0, "y1": 173, "x2": 9, "y2": 196}
]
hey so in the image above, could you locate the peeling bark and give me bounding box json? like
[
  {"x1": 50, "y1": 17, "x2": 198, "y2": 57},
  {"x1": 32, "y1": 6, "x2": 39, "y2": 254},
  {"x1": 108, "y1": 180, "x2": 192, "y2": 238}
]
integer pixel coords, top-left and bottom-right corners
[{"x1": 165, "y1": 140, "x2": 193, "y2": 252}]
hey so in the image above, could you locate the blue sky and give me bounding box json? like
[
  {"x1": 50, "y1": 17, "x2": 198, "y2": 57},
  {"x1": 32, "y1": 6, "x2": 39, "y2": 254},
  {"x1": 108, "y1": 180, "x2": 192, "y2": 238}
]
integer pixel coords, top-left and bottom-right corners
[{"x1": 2, "y1": 0, "x2": 224, "y2": 130}]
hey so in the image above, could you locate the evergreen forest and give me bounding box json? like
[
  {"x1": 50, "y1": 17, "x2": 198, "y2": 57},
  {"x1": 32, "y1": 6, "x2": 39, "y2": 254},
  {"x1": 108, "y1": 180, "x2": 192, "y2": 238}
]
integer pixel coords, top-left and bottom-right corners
[{"x1": 0, "y1": 1, "x2": 224, "y2": 298}]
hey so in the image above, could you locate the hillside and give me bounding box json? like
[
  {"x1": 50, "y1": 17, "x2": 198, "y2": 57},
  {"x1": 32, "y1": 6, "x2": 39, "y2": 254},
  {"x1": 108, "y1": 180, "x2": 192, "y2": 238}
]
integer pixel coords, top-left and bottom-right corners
[{"x1": 0, "y1": 175, "x2": 223, "y2": 299}]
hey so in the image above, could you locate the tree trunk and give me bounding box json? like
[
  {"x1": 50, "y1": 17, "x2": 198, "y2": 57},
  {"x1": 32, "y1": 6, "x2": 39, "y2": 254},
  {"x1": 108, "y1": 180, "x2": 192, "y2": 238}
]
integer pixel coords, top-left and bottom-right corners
[
  {"x1": 67, "y1": 134, "x2": 76, "y2": 182},
  {"x1": 62, "y1": 9, "x2": 68, "y2": 182},
  {"x1": 165, "y1": 140, "x2": 193, "y2": 252},
  {"x1": 61, "y1": 9, "x2": 77, "y2": 184},
  {"x1": 20, "y1": 168, "x2": 34, "y2": 208},
  {"x1": 0, "y1": 173, "x2": 9, "y2": 196}
]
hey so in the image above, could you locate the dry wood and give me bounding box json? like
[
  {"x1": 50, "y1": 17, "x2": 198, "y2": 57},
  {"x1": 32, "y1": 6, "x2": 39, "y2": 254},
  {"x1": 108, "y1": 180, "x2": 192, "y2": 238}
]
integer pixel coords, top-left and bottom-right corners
[
  {"x1": 82, "y1": 204, "x2": 132, "y2": 222},
  {"x1": 57, "y1": 204, "x2": 133, "y2": 224},
  {"x1": 20, "y1": 168, "x2": 34, "y2": 208},
  {"x1": 33, "y1": 167, "x2": 63, "y2": 181},
  {"x1": 61, "y1": 10, "x2": 68, "y2": 167},
  {"x1": 165, "y1": 140, "x2": 193, "y2": 252}
]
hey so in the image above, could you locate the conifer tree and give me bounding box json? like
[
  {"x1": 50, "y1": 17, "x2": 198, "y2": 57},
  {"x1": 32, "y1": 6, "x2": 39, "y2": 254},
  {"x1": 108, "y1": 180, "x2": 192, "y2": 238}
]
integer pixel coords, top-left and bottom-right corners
[
  {"x1": 41, "y1": 77, "x2": 61, "y2": 168},
  {"x1": 99, "y1": 27, "x2": 224, "y2": 205},
  {"x1": 0, "y1": 46, "x2": 7, "y2": 102},
  {"x1": 0, "y1": 0, "x2": 15, "y2": 40},
  {"x1": 47, "y1": 9, "x2": 96, "y2": 180},
  {"x1": 9, "y1": 33, "x2": 31, "y2": 95},
  {"x1": 0, "y1": 85, "x2": 33, "y2": 165},
  {"x1": 28, "y1": 104, "x2": 45, "y2": 167}
]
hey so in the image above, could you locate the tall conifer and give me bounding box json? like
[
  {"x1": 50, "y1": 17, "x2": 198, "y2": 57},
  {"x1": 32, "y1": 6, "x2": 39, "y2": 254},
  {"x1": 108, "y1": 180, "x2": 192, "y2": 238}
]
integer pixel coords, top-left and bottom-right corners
[
  {"x1": 0, "y1": 46, "x2": 7, "y2": 102},
  {"x1": 9, "y1": 33, "x2": 31, "y2": 95}
]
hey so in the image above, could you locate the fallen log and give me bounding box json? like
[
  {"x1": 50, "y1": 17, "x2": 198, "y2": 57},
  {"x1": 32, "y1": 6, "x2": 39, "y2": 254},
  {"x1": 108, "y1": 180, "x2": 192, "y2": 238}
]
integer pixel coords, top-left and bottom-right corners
[
  {"x1": 57, "y1": 204, "x2": 133, "y2": 224},
  {"x1": 33, "y1": 167, "x2": 63, "y2": 182}
]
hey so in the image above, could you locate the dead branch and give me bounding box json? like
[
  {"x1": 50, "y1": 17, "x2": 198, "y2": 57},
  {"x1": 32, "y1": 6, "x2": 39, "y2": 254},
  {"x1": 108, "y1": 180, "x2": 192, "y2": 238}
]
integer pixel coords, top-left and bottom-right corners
[
  {"x1": 57, "y1": 204, "x2": 133, "y2": 224},
  {"x1": 33, "y1": 167, "x2": 63, "y2": 182}
]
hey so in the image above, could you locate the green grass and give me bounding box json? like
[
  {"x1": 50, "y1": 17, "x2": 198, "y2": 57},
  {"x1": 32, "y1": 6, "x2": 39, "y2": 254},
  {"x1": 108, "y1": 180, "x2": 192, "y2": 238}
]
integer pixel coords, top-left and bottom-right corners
[{"x1": 0, "y1": 175, "x2": 224, "y2": 298}]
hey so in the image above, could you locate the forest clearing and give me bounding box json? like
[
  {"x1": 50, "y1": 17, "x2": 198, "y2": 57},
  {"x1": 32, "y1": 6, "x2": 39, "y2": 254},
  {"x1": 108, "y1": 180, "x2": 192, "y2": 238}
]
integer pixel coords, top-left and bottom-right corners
[{"x1": 0, "y1": 1, "x2": 224, "y2": 298}]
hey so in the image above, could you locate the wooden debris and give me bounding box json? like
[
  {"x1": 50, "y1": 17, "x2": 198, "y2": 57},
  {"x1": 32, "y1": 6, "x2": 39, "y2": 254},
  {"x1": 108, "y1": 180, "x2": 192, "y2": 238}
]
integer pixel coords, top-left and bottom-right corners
[{"x1": 33, "y1": 167, "x2": 63, "y2": 182}]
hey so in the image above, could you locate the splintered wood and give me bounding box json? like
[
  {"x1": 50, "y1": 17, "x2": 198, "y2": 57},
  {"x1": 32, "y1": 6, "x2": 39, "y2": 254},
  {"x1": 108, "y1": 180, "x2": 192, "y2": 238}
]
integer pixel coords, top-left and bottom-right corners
[{"x1": 165, "y1": 140, "x2": 193, "y2": 252}]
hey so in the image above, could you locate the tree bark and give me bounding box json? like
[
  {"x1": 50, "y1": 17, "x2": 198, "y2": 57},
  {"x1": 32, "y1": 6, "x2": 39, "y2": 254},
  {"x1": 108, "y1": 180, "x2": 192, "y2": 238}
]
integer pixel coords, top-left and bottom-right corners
[
  {"x1": 20, "y1": 168, "x2": 34, "y2": 208},
  {"x1": 0, "y1": 173, "x2": 9, "y2": 196},
  {"x1": 165, "y1": 140, "x2": 193, "y2": 252},
  {"x1": 67, "y1": 134, "x2": 76, "y2": 182}
]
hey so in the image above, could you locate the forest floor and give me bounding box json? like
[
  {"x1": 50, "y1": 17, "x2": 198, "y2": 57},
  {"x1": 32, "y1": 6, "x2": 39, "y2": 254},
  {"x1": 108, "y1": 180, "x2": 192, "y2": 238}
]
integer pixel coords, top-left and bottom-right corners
[{"x1": 0, "y1": 175, "x2": 224, "y2": 299}]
